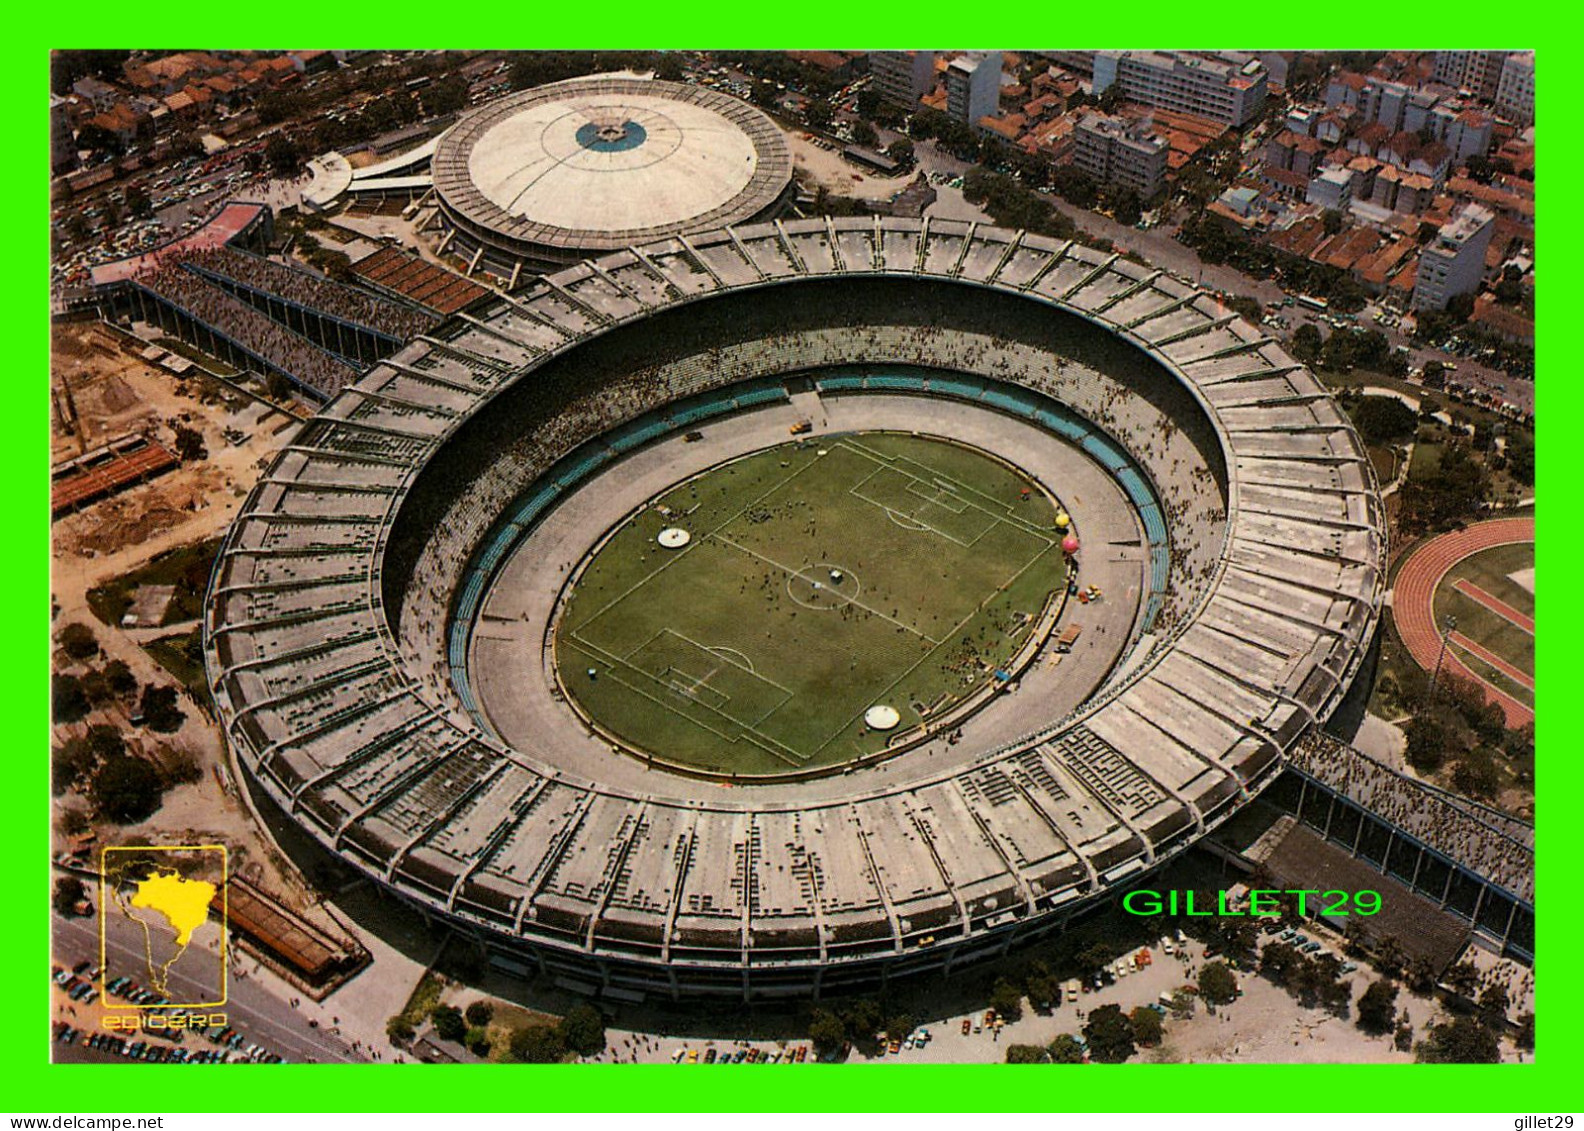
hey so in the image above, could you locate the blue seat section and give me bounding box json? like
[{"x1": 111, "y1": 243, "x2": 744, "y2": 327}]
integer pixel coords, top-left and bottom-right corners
[
  {"x1": 867, "y1": 374, "x2": 924, "y2": 392},
  {"x1": 816, "y1": 375, "x2": 866, "y2": 392},
  {"x1": 1034, "y1": 408, "x2": 1089, "y2": 444},
  {"x1": 669, "y1": 402, "x2": 720, "y2": 428},
  {"x1": 980, "y1": 386, "x2": 1037, "y2": 418},
  {"x1": 554, "y1": 447, "x2": 611, "y2": 489},
  {"x1": 1080, "y1": 433, "x2": 1131, "y2": 475},
  {"x1": 924, "y1": 375, "x2": 986, "y2": 401},
  {"x1": 733, "y1": 385, "x2": 789, "y2": 409},
  {"x1": 606, "y1": 415, "x2": 673, "y2": 453}
]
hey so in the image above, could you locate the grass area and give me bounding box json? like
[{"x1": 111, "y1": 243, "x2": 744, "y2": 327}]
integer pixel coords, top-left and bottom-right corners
[
  {"x1": 1433, "y1": 543, "x2": 1534, "y2": 691},
  {"x1": 397, "y1": 971, "x2": 447, "y2": 1029},
  {"x1": 86, "y1": 538, "x2": 222, "y2": 628},
  {"x1": 1408, "y1": 436, "x2": 1444, "y2": 478},
  {"x1": 144, "y1": 627, "x2": 212, "y2": 708},
  {"x1": 1367, "y1": 444, "x2": 1398, "y2": 485},
  {"x1": 555, "y1": 433, "x2": 1068, "y2": 777}
]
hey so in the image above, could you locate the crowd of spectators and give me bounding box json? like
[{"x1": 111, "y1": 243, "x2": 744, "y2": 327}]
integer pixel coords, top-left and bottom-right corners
[
  {"x1": 1289, "y1": 730, "x2": 1534, "y2": 903},
  {"x1": 137, "y1": 266, "x2": 359, "y2": 399},
  {"x1": 182, "y1": 245, "x2": 437, "y2": 342}
]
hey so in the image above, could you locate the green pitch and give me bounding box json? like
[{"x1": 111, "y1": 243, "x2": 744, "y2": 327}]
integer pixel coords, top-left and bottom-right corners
[{"x1": 554, "y1": 432, "x2": 1068, "y2": 777}]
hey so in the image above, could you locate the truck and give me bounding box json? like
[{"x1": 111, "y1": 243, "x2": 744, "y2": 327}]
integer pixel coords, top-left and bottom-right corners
[{"x1": 1055, "y1": 624, "x2": 1084, "y2": 653}]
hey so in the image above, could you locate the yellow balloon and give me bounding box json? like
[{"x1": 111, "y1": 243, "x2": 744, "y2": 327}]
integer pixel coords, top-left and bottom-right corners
[{"x1": 1055, "y1": 512, "x2": 1071, "y2": 528}]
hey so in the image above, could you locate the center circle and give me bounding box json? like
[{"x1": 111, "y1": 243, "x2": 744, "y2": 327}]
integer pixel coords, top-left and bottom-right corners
[
  {"x1": 551, "y1": 431, "x2": 1073, "y2": 781},
  {"x1": 574, "y1": 118, "x2": 649, "y2": 153}
]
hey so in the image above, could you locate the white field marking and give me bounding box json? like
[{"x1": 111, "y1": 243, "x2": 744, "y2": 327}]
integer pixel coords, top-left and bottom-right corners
[
  {"x1": 583, "y1": 653, "x2": 807, "y2": 766},
  {"x1": 709, "y1": 532, "x2": 938, "y2": 644},
  {"x1": 663, "y1": 628, "x2": 793, "y2": 696},
  {"x1": 841, "y1": 436, "x2": 1058, "y2": 541},
  {"x1": 574, "y1": 444, "x2": 834, "y2": 631}
]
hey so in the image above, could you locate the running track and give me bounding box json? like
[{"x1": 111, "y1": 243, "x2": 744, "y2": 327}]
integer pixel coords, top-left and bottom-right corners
[{"x1": 1393, "y1": 517, "x2": 1535, "y2": 728}]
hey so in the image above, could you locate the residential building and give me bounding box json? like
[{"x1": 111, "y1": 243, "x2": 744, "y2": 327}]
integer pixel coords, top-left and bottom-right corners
[
  {"x1": 1092, "y1": 50, "x2": 1266, "y2": 127},
  {"x1": 1432, "y1": 50, "x2": 1511, "y2": 101},
  {"x1": 946, "y1": 51, "x2": 1002, "y2": 126},
  {"x1": 1072, "y1": 112, "x2": 1169, "y2": 199},
  {"x1": 50, "y1": 94, "x2": 77, "y2": 175},
  {"x1": 870, "y1": 51, "x2": 935, "y2": 111},
  {"x1": 1306, "y1": 166, "x2": 1355, "y2": 212},
  {"x1": 1413, "y1": 203, "x2": 1496, "y2": 310},
  {"x1": 1494, "y1": 52, "x2": 1535, "y2": 127}
]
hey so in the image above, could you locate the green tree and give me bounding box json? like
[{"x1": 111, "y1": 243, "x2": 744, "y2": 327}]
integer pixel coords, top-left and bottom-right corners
[
  {"x1": 804, "y1": 99, "x2": 835, "y2": 131},
  {"x1": 1356, "y1": 978, "x2": 1398, "y2": 1035},
  {"x1": 1005, "y1": 1043, "x2": 1048, "y2": 1063},
  {"x1": 1322, "y1": 209, "x2": 1345, "y2": 235},
  {"x1": 1515, "y1": 1012, "x2": 1535, "y2": 1052},
  {"x1": 1083, "y1": 1003, "x2": 1136, "y2": 1063},
  {"x1": 386, "y1": 1014, "x2": 415, "y2": 1044},
  {"x1": 559, "y1": 1002, "x2": 606, "y2": 1057},
  {"x1": 509, "y1": 1022, "x2": 568, "y2": 1064},
  {"x1": 265, "y1": 133, "x2": 302, "y2": 177},
  {"x1": 1477, "y1": 983, "x2": 1511, "y2": 1031},
  {"x1": 1453, "y1": 747, "x2": 1503, "y2": 800},
  {"x1": 1291, "y1": 322, "x2": 1324, "y2": 365},
  {"x1": 1129, "y1": 1006, "x2": 1164, "y2": 1047},
  {"x1": 1443, "y1": 960, "x2": 1480, "y2": 1001},
  {"x1": 989, "y1": 977, "x2": 1024, "y2": 1023},
  {"x1": 431, "y1": 1004, "x2": 466, "y2": 1042},
  {"x1": 104, "y1": 659, "x2": 137, "y2": 696},
  {"x1": 1374, "y1": 935, "x2": 1408, "y2": 978},
  {"x1": 1349, "y1": 396, "x2": 1417, "y2": 445},
  {"x1": 1405, "y1": 955, "x2": 1439, "y2": 995},
  {"x1": 1198, "y1": 961, "x2": 1238, "y2": 1006},
  {"x1": 1047, "y1": 1033, "x2": 1085, "y2": 1063},
  {"x1": 1417, "y1": 1015, "x2": 1501, "y2": 1063},
  {"x1": 464, "y1": 1000, "x2": 494, "y2": 1028},
  {"x1": 808, "y1": 1008, "x2": 847, "y2": 1056},
  {"x1": 91, "y1": 756, "x2": 164, "y2": 823},
  {"x1": 139, "y1": 684, "x2": 185, "y2": 732},
  {"x1": 465, "y1": 1026, "x2": 491, "y2": 1056},
  {"x1": 850, "y1": 120, "x2": 878, "y2": 149},
  {"x1": 58, "y1": 622, "x2": 100, "y2": 661},
  {"x1": 1403, "y1": 715, "x2": 1451, "y2": 774},
  {"x1": 52, "y1": 875, "x2": 88, "y2": 917},
  {"x1": 886, "y1": 137, "x2": 915, "y2": 166},
  {"x1": 53, "y1": 673, "x2": 90, "y2": 724}
]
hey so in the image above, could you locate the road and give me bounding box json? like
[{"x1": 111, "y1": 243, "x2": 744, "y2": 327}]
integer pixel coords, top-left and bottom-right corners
[{"x1": 52, "y1": 911, "x2": 367, "y2": 1064}]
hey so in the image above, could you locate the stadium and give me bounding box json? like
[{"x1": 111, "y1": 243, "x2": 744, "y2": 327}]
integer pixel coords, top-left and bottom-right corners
[
  {"x1": 428, "y1": 77, "x2": 796, "y2": 277},
  {"x1": 203, "y1": 216, "x2": 1395, "y2": 1001}
]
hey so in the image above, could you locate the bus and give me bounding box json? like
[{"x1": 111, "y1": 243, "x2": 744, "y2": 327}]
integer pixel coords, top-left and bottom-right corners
[{"x1": 1296, "y1": 294, "x2": 1329, "y2": 312}]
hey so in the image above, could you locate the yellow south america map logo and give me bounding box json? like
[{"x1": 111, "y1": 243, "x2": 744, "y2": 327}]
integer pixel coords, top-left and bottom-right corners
[{"x1": 99, "y1": 846, "x2": 227, "y2": 1008}]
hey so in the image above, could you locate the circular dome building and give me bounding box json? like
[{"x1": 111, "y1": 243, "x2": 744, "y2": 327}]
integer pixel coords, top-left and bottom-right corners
[{"x1": 430, "y1": 76, "x2": 795, "y2": 276}]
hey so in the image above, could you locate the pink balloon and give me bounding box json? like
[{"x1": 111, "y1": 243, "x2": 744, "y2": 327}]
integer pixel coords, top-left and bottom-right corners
[{"x1": 1062, "y1": 535, "x2": 1080, "y2": 554}]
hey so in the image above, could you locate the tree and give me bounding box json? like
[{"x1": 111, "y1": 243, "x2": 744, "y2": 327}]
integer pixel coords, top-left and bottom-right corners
[
  {"x1": 1453, "y1": 747, "x2": 1503, "y2": 800},
  {"x1": 91, "y1": 756, "x2": 164, "y2": 823},
  {"x1": 1048, "y1": 1034, "x2": 1085, "y2": 1063},
  {"x1": 172, "y1": 424, "x2": 207, "y2": 462},
  {"x1": 1083, "y1": 1004, "x2": 1136, "y2": 1063},
  {"x1": 1395, "y1": 1023, "x2": 1415, "y2": 1051},
  {"x1": 1403, "y1": 715, "x2": 1450, "y2": 774},
  {"x1": 139, "y1": 684, "x2": 185, "y2": 732},
  {"x1": 1515, "y1": 1012, "x2": 1535, "y2": 1052},
  {"x1": 886, "y1": 137, "x2": 915, "y2": 167},
  {"x1": 1005, "y1": 1043, "x2": 1048, "y2": 1063},
  {"x1": 1349, "y1": 396, "x2": 1417, "y2": 445},
  {"x1": 1129, "y1": 1006, "x2": 1164, "y2": 1047},
  {"x1": 1477, "y1": 983, "x2": 1511, "y2": 1031},
  {"x1": 808, "y1": 1008, "x2": 846, "y2": 1056},
  {"x1": 1443, "y1": 960, "x2": 1480, "y2": 1002},
  {"x1": 856, "y1": 88, "x2": 882, "y2": 119},
  {"x1": 85, "y1": 724, "x2": 126, "y2": 763},
  {"x1": 465, "y1": 1026, "x2": 491, "y2": 1056},
  {"x1": 804, "y1": 99, "x2": 835, "y2": 131},
  {"x1": 1417, "y1": 1015, "x2": 1501, "y2": 1063},
  {"x1": 1198, "y1": 961, "x2": 1238, "y2": 1005},
  {"x1": 464, "y1": 1000, "x2": 494, "y2": 1028},
  {"x1": 1405, "y1": 955, "x2": 1439, "y2": 995},
  {"x1": 57, "y1": 622, "x2": 99, "y2": 662},
  {"x1": 1446, "y1": 292, "x2": 1476, "y2": 323},
  {"x1": 850, "y1": 120, "x2": 878, "y2": 149},
  {"x1": 53, "y1": 876, "x2": 87, "y2": 917},
  {"x1": 1322, "y1": 209, "x2": 1345, "y2": 235},
  {"x1": 1108, "y1": 188, "x2": 1143, "y2": 227},
  {"x1": 125, "y1": 186, "x2": 152, "y2": 219},
  {"x1": 53, "y1": 673, "x2": 90, "y2": 724},
  {"x1": 1506, "y1": 435, "x2": 1535, "y2": 487},
  {"x1": 989, "y1": 977, "x2": 1024, "y2": 1023},
  {"x1": 265, "y1": 133, "x2": 302, "y2": 177},
  {"x1": 1373, "y1": 935, "x2": 1408, "y2": 978},
  {"x1": 386, "y1": 1015, "x2": 416, "y2": 1044},
  {"x1": 509, "y1": 1022, "x2": 568, "y2": 1064},
  {"x1": 1356, "y1": 979, "x2": 1398, "y2": 1035},
  {"x1": 431, "y1": 1004, "x2": 466, "y2": 1042},
  {"x1": 1074, "y1": 941, "x2": 1115, "y2": 979},
  {"x1": 1291, "y1": 322, "x2": 1324, "y2": 365},
  {"x1": 654, "y1": 54, "x2": 685, "y2": 82},
  {"x1": 104, "y1": 659, "x2": 137, "y2": 696},
  {"x1": 559, "y1": 1002, "x2": 606, "y2": 1057}
]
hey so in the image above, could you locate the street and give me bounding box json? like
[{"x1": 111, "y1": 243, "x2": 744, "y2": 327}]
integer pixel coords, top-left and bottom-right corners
[{"x1": 52, "y1": 911, "x2": 367, "y2": 1064}]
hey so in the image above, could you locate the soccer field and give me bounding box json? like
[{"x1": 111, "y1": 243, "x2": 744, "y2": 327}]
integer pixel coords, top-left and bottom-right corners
[{"x1": 554, "y1": 433, "x2": 1070, "y2": 777}]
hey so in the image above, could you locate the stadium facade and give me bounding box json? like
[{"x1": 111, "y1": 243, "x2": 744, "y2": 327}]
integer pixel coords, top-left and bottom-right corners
[{"x1": 205, "y1": 217, "x2": 1392, "y2": 1001}]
